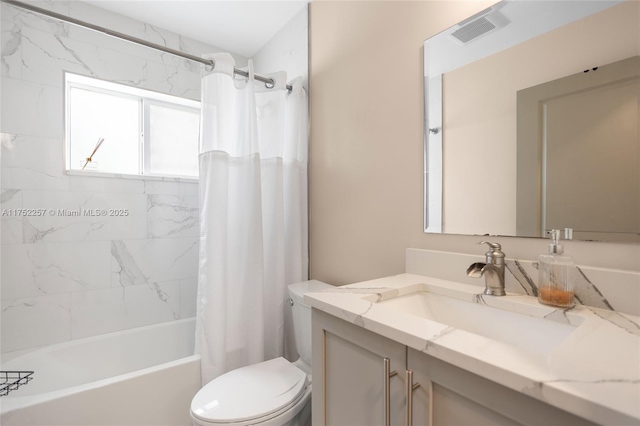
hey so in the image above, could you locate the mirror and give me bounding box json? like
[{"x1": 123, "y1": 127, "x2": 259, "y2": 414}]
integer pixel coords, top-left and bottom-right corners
[{"x1": 424, "y1": 0, "x2": 639, "y2": 243}]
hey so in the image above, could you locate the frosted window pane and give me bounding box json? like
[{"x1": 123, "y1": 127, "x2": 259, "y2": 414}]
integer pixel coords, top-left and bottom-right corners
[
  {"x1": 149, "y1": 104, "x2": 199, "y2": 177},
  {"x1": 69, "y1": 87, "x2": 140, "y2": 174}
]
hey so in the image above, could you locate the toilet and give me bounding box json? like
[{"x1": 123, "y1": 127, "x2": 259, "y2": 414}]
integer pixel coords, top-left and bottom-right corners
[{"x1": 190, "y1": 280, "x2": 332, "y2": 426}]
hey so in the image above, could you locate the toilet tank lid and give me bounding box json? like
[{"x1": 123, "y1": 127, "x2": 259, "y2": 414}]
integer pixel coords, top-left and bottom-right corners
[{"x1": 288, "y1": 280, "x2": 332, "y2": 304}]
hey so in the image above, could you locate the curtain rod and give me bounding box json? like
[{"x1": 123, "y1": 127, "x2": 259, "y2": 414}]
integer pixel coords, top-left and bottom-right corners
[{"x1": 2, "y1": 0, "x2": 292, "y2": 92}]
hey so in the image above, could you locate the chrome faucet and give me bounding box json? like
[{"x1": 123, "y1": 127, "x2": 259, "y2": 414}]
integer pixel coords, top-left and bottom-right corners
[{"x1": 467, "y1": 241, "x2": 506, "y2": 296}]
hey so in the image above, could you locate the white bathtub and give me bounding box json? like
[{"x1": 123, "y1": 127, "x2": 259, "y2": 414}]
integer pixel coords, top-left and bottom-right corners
[{"x1": 1, "y1": 318, "x2": 201, "y2": 425}]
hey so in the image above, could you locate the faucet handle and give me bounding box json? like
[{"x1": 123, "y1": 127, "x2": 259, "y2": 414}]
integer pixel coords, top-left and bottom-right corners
[
  {"x1": 478, "y1": 241, "x2": 505, "y2": 261},
  {"x1": 479, "y1": 241, "x2": 502, "y2": 251}
]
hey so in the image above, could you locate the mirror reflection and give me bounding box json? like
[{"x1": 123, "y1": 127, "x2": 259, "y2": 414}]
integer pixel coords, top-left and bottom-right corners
[{"x1": 424, "y1": 0, "x2": 639, "y2": 243}]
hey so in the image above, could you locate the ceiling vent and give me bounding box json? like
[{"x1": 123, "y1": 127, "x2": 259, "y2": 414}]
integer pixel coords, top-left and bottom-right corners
[{"x1": 450, "y1": 7, "x2": 509, "y2": 45}]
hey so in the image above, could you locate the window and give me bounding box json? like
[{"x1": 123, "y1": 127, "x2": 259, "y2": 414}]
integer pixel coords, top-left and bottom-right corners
[{"x1": 65, "y1": 73, "x2": 200, "y2": 178}]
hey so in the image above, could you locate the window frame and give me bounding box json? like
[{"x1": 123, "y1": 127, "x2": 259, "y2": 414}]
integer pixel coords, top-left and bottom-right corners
[{"x1": 64, "y1": 72, "x2": 201, "y2": 179}]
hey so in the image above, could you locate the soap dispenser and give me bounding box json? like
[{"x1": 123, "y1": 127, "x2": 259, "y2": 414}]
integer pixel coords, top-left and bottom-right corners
[{"x1": 538, "y1": 229, "x2": 575, "y2": 308}]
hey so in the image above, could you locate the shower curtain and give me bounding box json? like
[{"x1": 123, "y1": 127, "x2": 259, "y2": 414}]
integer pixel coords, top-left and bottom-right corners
[{"x1": 196, "y1": 53, "x2": 308, "y2": 385}]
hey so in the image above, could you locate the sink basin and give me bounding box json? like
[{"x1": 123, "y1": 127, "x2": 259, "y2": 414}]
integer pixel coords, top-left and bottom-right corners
[{"x1": 377, "y1": 291, "x2": 580, "y2": 355}]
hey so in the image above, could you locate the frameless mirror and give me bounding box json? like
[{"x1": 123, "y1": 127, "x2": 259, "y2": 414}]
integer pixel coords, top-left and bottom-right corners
[{"x1": 424, "y1": 0, "x2": 639, "y2": 243}]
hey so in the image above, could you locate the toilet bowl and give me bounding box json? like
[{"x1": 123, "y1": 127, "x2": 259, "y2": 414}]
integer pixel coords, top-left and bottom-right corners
[{"x1": 190, "y1": 280, "x2": 332, "y2": 426}]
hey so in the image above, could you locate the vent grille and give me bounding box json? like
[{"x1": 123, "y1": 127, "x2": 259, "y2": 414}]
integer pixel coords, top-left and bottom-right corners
[{"x1": 451, "y1": 17, "x2": 497, "y2": 44}]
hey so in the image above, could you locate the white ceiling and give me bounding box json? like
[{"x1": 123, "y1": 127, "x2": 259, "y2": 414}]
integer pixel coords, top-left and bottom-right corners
[{"x1": 82, "y1": 1, "x2": 308, "y2": 58}]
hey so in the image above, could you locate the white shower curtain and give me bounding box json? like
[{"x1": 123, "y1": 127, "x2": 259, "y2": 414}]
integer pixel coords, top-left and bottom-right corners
[{"x1": 196, "y1": 53, "x2": 308, "y2": 385}]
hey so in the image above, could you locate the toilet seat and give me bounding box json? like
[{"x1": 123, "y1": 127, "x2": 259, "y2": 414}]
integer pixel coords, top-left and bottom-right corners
[{"x1": 191, "y1": 357, "x2": 308, "y2": 425}]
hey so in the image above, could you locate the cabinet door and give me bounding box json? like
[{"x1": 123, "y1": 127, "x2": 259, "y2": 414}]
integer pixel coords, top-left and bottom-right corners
[
  {"x1": 312, "y1": 309, "x2": 407, "y2": 426},
  {"x1": 407, "y1": 348, "x2": 597, "y2": 426}
]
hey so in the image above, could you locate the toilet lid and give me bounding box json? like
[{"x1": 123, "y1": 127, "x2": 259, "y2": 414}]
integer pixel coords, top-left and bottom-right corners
[{"x1": 191, "y1": 357, "x2": 307, "y2": 424}]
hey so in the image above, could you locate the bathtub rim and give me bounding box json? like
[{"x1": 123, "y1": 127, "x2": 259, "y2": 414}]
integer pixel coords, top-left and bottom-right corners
[
  {"x1": 2, "y1": 354, "x2": 201, "y2": 413},
  {"x1": 1, "y1": 318, "x2": 199, "y2": 413}
]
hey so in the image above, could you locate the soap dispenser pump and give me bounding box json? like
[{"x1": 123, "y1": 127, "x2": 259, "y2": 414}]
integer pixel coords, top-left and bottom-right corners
[{"x1": 538, "y1": 229, "x2": 575, "y2": 308}]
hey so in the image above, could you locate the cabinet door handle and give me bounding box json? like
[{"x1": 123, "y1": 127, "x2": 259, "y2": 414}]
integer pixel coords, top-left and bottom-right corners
[
  {"x1": 383, "y1": 358, "x2": 397, "y2": 426},
  {"x1": 406, "y1": 370, "x2": 420, "y2": 426}
]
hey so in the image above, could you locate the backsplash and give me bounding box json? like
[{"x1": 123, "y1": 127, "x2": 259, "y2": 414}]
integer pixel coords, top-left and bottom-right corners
[
  {"x1": 406, "y1": 248, "x2": 640, "y2": 316},
  {"x1": 0, "y1": 0, "x2": 228, "y2": 354}
]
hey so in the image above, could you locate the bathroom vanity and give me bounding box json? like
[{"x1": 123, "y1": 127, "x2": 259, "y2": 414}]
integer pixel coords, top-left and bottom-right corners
[{"x1": 306, "y1": 274, "x2": 640, "y2": 426}]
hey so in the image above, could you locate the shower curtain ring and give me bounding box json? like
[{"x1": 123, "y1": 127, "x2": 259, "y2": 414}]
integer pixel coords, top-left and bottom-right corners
[
  {"x1": 205, "y1": 59, "x2": 215, "y2": 72},
  {"x1": 265, "y1": 78, "x2": 276, "y2": 89}
]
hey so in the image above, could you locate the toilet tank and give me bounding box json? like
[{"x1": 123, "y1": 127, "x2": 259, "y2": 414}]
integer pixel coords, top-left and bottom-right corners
[{"x1": 288, "y1": 280, "x2": 332, "y2": 367}]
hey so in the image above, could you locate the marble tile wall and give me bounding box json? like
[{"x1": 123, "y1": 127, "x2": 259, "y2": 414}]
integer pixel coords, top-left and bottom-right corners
[{"x1": 0, "y1": 1, "x2": 249, "y2": 354}]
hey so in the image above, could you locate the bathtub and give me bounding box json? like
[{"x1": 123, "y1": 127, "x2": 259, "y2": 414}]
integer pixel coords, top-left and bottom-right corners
[{"x1": 1, "y1": 318, "x2": 201, "y2": 425}]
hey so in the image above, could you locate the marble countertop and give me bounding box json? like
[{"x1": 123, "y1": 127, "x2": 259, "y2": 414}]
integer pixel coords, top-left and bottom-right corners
[{"x1": 304, "y1": 273, "x2": 640, "y2": 425}]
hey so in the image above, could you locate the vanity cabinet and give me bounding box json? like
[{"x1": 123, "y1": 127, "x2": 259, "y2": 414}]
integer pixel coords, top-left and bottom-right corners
[
  {"x1": 407, "y1": 348, "x2": 518, "y2": 426},
  {"x1": 312, "y1": 309, "x2": 597, "y2": 426},
  {"x1": 311, "y1": 308, "x2": 407, "y2": 425}
]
